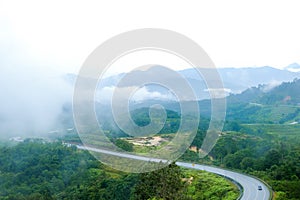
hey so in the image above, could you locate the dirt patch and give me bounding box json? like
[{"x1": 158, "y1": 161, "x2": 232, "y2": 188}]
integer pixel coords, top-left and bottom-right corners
[{"x1": 125, "y1": 136, "x2": 169, "y2": 146}]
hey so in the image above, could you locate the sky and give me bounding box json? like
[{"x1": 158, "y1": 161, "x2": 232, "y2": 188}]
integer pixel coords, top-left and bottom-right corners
[
  {"x1": 1, "y1": 0, "x2": 300, "y2": 75},
  {"x1": 1, "y1": 0, "x2": 300, "y2": 137}
]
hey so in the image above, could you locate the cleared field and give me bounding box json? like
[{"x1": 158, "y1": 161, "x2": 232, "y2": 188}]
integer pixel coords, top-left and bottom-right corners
[
  {"x1": 257, "y1": 105, "x2": 298, "y2": 122},
  {"x1": 242, "y1": 124, "x2": 300, "y2": 137}
]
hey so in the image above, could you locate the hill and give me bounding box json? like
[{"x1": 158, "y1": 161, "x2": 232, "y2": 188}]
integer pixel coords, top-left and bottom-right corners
[
  {"x1": 226, "y1": 78, "x2": 300, "y2": 124},
  {"x1": 64, "y1": 65, "x2": 300, "y2": 101}
]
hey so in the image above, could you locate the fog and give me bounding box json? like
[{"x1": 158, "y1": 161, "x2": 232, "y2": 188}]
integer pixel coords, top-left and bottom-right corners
[
  {"x1": 0, "y1": 57, "x2": 179, "y2": 140},
  {"x1": 0, "y1": 48, "x2": 73, "y2": 139},
  {"x1": 96, "y1": 86, "x2": 176, "y2": 103},
  {"x1": 261, "y1": 80, "x2": 282, "y2": 92}
]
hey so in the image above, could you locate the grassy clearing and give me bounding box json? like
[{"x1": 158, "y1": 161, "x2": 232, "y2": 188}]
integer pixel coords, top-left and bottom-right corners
[{"x1": 242, "y1": 124, "x2": 300, "y2": 137}]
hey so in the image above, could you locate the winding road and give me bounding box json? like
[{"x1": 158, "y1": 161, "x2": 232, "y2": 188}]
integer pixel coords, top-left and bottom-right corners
[
  {"x1": 177, "y1": 162, "x2": 270, "y2": 200},
  {"x1": 76, "y1": 145, "x2": 271, "y2": 200}
]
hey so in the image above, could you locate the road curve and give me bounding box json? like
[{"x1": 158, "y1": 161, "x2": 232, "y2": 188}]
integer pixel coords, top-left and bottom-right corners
[
  {"x1": 76, "y1": 145, "x2": 270, "y2": 200},
  {"x1": 176, "y1": 162, "x2": 270, "y2": 200}
]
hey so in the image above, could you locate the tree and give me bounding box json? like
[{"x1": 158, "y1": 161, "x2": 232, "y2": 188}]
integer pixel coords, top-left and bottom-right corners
[
  {"x1": 115, "y1": 139, "x2": 134, "y2": 152},
  {"x1": 240, "y1": 157, "x2": 255, "y2": 170},
  {"x1": 133, "y1": 162, "x2": 188, "y2": 200},
  {"x1": 264, "y1": 149, "x2": 281, "y2": 169}
]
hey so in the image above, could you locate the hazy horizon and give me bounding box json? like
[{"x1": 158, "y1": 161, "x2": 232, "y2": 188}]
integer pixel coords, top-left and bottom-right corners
[{"x1": 1, "y1": 1, "x2": 300, "y2": 139}]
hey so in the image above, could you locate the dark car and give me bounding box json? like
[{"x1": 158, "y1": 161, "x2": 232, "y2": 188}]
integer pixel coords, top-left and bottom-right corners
[{"x1": 258, "y1": 185, "x2": 262, "y2": 190}]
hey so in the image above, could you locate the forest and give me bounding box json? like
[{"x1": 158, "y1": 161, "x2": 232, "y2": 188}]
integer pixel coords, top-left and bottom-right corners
[
  {"x1": 180, "y1": 79, "x2": 300, "y2": 199},
  {"x1": 189, "y1": 124, "x2": 300, "y2": 200},
  {"x1": 0, "y1": 140, "x2": 238, "y2": 200}
]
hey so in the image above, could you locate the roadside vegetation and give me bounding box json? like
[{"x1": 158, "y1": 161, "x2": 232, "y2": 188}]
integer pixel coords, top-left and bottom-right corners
[{"x1": 0, "y1": 140, "x2": 238, "y2": 200}]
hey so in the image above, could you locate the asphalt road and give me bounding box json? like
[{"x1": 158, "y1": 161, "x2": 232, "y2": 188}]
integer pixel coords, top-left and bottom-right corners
[
  {"x1": 76, "y1": 145, "x2": 270, "y2": 200},
  {"x1": 177, "y1": 162, "x2": 270, "y2": 200}
]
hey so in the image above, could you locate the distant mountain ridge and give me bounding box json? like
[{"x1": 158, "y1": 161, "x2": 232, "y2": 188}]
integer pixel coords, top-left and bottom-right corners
[
  {"x1": 64, "y1": 64, "x2": 300, "y2": 101},
  {"x1": 58, "y1": 69, "x2": 300, "y2": 129},
  {"x1": 179, "y1": 65, "x2": 300, "y2": 94}
]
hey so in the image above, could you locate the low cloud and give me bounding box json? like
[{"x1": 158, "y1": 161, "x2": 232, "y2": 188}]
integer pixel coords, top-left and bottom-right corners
[
  {"x1": 95, "y1": 86, "x2": 176, "y2": 103},
  {"x1": 204, "y1": 88, "x2": 231, "y2": 99},
  {"x1": 0, "y1": 47, "x2": 72, "y2": 138},
  {"x1": 261, "y1": 80, "x2": 281, "y2": 92}
]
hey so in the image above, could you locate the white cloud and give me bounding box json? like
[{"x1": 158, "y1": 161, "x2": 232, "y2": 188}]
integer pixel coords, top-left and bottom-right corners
[
  {"x1": 0, "y1": 59, "x2": 73, "y2": 137},
  {"x1": 96, "y1": 86, "x2": 175, "y2": 103},
  {"x1": 204, "y1": 88, "x2": 232, "y2": 99},
  {"x1": 262, "y1": 81, "x2": 282, "y2": 92},
  {"x1": 131, "y1": 87, "x2": 175, "y2": 102}
]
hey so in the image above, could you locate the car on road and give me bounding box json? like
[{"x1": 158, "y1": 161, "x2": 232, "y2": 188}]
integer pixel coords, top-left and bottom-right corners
[{"x1": 258, "y1": 185, "x2": 262, "y2": 190}]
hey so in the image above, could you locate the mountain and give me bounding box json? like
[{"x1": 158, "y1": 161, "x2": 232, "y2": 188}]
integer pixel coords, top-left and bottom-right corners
[
  {"x1": 58, "y1": 69, "x2": 300, "y2": 133},
  {"x1": 228, "y1": 78, "x2": 300, "y2": 105},
  {"x1": 226, "y1": 78, "x2": 300, "y2": 124},
  {"x1": 64, "y1": 65, "x2": 300, "y2": 101},
  {"x1": 131, "y1": 78, "x2": 300, "y2": 124},
  {"x1": 179, "y1": 65, "x2": 300, "y2": 94}
]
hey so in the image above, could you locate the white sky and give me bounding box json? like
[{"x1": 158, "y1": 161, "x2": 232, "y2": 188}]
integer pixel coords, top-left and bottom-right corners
[{"x1": 1, "y1": 0, "x2": 300, "y2": 75}]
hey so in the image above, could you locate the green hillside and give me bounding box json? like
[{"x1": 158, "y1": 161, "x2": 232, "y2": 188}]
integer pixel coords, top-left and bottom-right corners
[
  {"x1": 226, "y1": 79, "x2": 300, "y2": 124},
  {"x1": 228, "y1": 78, "x2": 300, "y2": 106}
]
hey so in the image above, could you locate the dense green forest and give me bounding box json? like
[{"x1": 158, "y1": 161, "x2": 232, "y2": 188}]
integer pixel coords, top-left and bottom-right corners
[
  {"x1": 60, "y1": 120, "x2": 300, "y2": 199},
  {"x1": 0, "y1": 140, "x2": 238, "y2": 200},
  {"x1": 179, "y1": 126, "x2": 300, "y2": 200},
  {"x1": 198, "y1": 125, "x2": 300, "y2": 200},
  {"x1": 0, "y1": 140, "x2": 137, "y2": 200}
]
